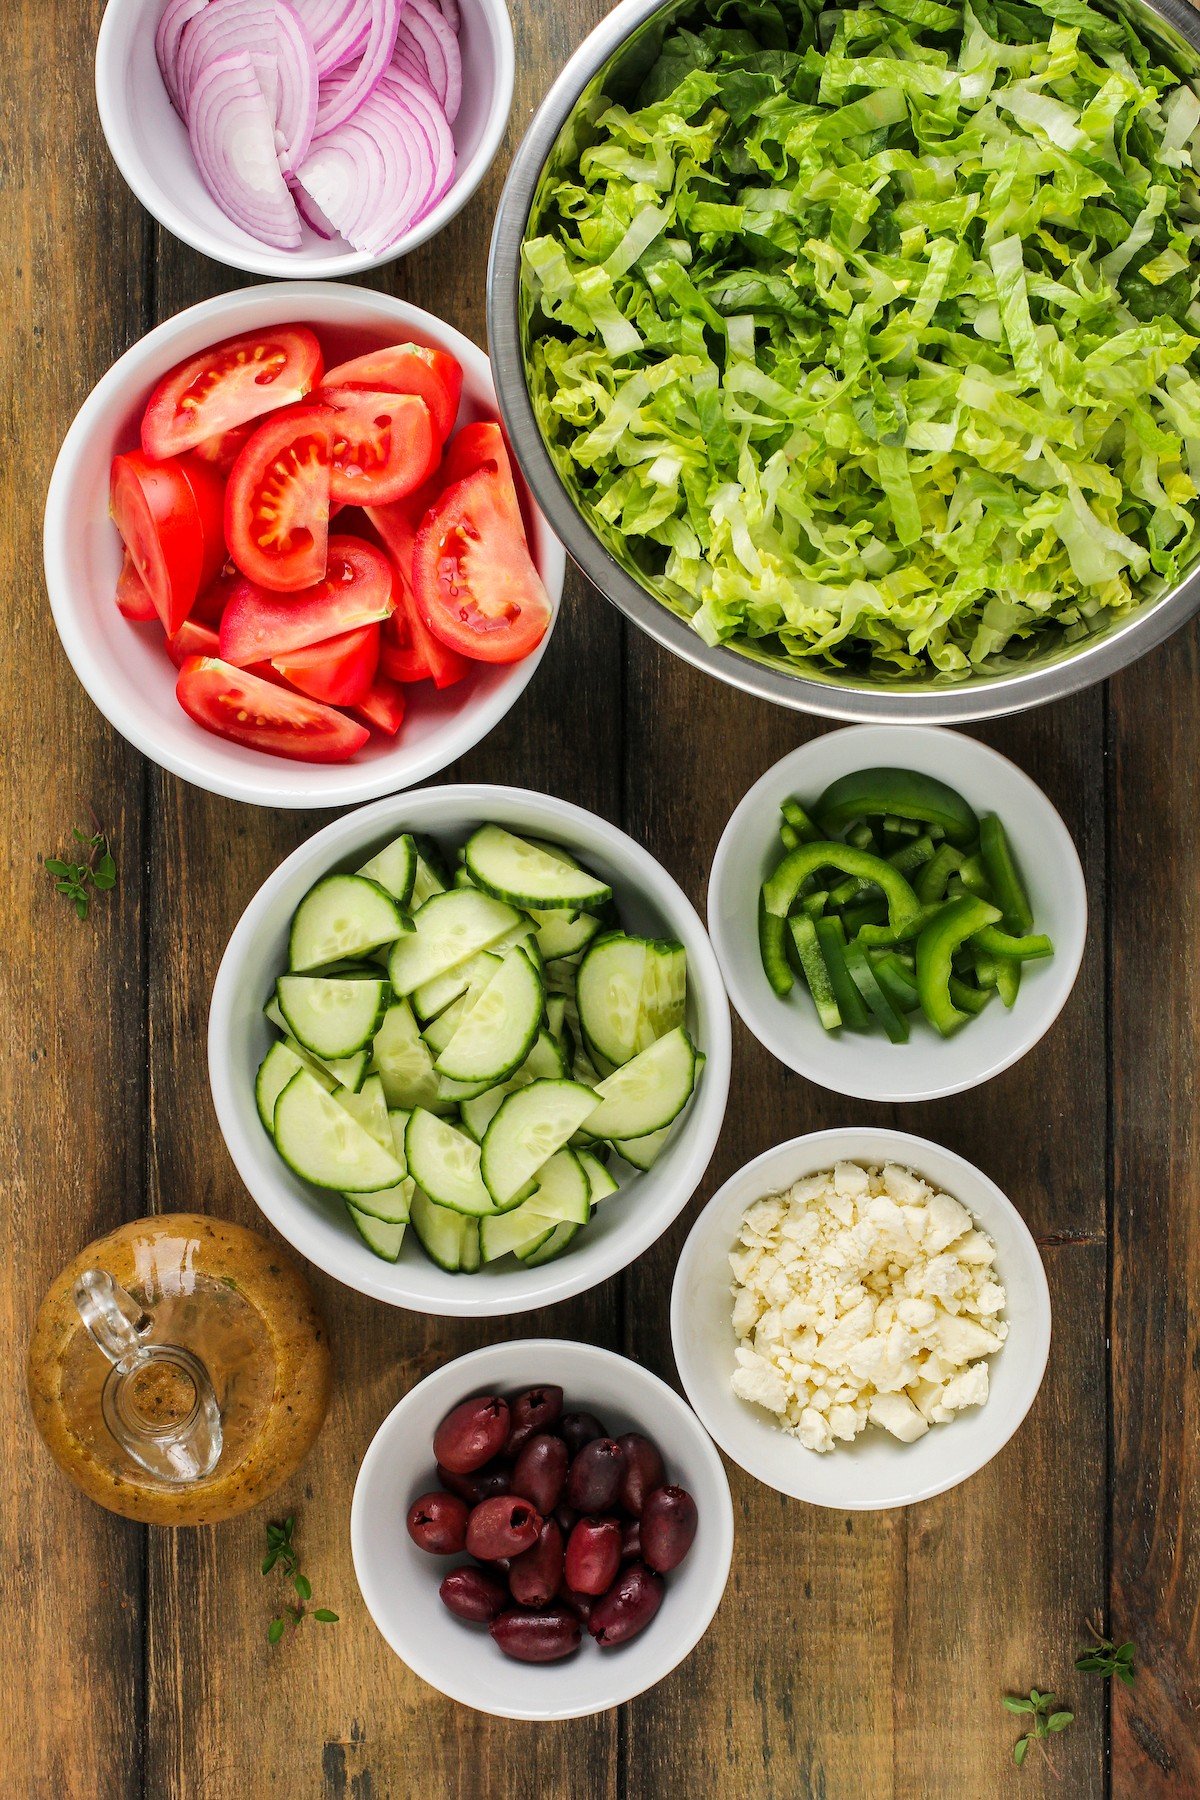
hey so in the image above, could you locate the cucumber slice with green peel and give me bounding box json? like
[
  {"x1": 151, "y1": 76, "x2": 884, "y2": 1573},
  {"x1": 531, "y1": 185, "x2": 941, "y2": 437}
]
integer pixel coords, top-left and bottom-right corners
[
  {"x1": 545, "y1": 994, "x2": 569, "y2": 1052},
  {"x1": 459, "y1": 1218, "x2": 482, "y2": 1273},
  {"x1": 356, "y1": 834, "x2": 417, "y2": 908},
  {"x1": 369, "y1": 999, "x2": 441, "y2": 1110},
  {"x1": 418, "y1": 991, "x2": 467, "y2": 1056},
  {"x1": 464, "y1": 825, "x2": 612, "y2": 912},
  {"x1": 526, "y1": 1148, "x2": 592, "y2": 1224},
  {"x1": 519, "y1": 1220, "x2": 581, "y2": 1266},
  {"x1": 575, "y1": 935, "x2": 653, "y2": 1067},
  {"x1": 458, "y1": 1031, "x2": 569, "y2": 1141},
  {"x1": 409, "y1": 1189, "x2": 467, "y2": 1271},
  {"x1": 635, "y1": 942, "x2": 687, "y2": 1045},
  {"x1": 266, "y1": 1001, "x2": 370, "y2": 1091},
  {"x1": 525, "y1": 837, "x2": 585, "y2": 869},
  {"x1": 584, "y1": 1026, "x2": 697, "y2": 1141},
  {"x1": 578, "y1": 1147, "x2": 619, "y2": 1202},
  {"x1": 534, "y1": 908, "x2": 604, "y2": 962},
  {"x1": 436, "y1": 1070, "x2": 498, "y2": 1103},
  {"x1": 404, "y1": 1109, "x2": 496, "y2": 1217},
  {"x1": 479, "y1": 1203, "x2": 556, "y2": 1262},
  {"x1": 407, "y1": 922, "x2": 535, "y2": 1020},
  {"x1": 289, "y1": 874, "x2": 411, "y2": 972},
  {"x1": 453, "y1": 867, "x2": 478, "y2": 889},
  {"x1": 334, "y1": 1074, "x2": 391, "y2": 1150},
  {"x1": 256, "y1": 1042, "x2": 313, "y2": 1134},
  {"x1": 480, "y1": 1079, "x2": 599, "y2": 1209},
  {"x1": 421, "y1": 954, "x2": 502, "y2": 1052},
  {"x1": 273, "y1": 1071, "x2": 406, "y2": 1192},
  {"x1": 387, "y1": 890, "x2": 524, "y2": 998},
  {"x1": 544, "y1": 955, "x2": 582, "y2": 998},
  {"x1": 346, "y1": 1172, "x2": 413, "y2": 1224},
  {"x1": 346, "y1": 1203, "x2": 406, "y2": 1261},
  {"x1": 276, "y1": 975, "x2": 390, "y2": 1060},
  {"x1": 410, "y1": 833, "x2": 450, "y2": 899},
  {"x1": 611, "y1": 1125, "x2": 671, "y2": 1171},
  {"x1": 434, "y1": 947, "x2": 544, "y2": 1085}
]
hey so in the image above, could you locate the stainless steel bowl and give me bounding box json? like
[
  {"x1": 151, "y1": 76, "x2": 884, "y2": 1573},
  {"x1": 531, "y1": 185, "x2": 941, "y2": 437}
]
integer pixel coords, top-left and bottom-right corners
[{"x1": 489, "y1": 0, "x2": 1200, "y2": 720}]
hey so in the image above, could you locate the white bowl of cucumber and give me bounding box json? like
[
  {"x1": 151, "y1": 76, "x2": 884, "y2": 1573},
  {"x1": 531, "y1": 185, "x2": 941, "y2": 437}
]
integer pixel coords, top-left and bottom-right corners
[{"x1": 209, "y1": 785, "x2": 731, "y2": 1313}]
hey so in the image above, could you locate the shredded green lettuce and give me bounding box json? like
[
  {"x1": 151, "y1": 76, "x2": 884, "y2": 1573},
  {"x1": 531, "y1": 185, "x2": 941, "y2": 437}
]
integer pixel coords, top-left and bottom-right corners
[{"x1": 522, "y1": 0, "x2": 1200, "y2": 679}]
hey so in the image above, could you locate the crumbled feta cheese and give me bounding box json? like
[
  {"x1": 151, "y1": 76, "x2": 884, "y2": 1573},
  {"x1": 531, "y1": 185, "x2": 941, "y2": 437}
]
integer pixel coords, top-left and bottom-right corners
[{"x1": 728, "y1": 1162, "x2": 1007, "y2": 1453}]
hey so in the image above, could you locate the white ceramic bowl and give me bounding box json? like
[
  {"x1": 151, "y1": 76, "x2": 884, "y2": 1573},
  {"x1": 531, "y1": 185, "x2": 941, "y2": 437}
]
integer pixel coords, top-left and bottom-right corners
[
  {"x1": 95, "y1": 0, "x2": 514, "y2": 277},
  {"x1": 671, "y1": 1128, "x2": 1051, "y2": 1511},
  {"x1": 708, "y1": 725, "x2": 1087, "y2": 1102},
  {"x1": 350, "y1": 1338, "x2": 735, "y2": 1718},
  {"x1": 44, "y1": 282, "x2": 565, "y2": 809},
  {"x1": 209, "y1": 784, "x2": 732, "y2": 1311}
]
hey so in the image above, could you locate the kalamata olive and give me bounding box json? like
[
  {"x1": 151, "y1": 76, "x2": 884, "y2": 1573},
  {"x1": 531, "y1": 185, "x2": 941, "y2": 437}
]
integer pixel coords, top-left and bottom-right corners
[
  {"x1": 556, "y1": 1579, "x2": 594, "y2": 1624},
  {"x1": 433, "y1": 1395, "x2": 511, "y2": 1474},
  {"x1": 559, "y1": 1410, "x2": 606, "y2": 1456},
  {"x1": 508, "y1": 1519, "x2": 564, "y2": 1608},
  {"x1": 564, "y1": 1516, "x2": 622, "y2": 1597},
  {"x1": 566, "y1": 1437, "x2": 624, "y2": 1512},
  {"x1": 510, "y1": 1432, "x2": 568, "y2": 1515},
  {"x1": 640, "y1": 1485, "x2": 698, "y2": 1573},
  {"x1": 504, "y1": 1385, "x2": 564, "y2": 1455},
  {"x1": 406, "y1": 1490, "x2": 469, "y2": 1555},
  {"x1": 490, "y1": 1606, "x2": 582, "y2": 1663},
  {"x1": 466, "y1": 1495, "x2": 542, "y2": 1561},
  {"x1": 620, "y1": 1517, "x2": 641, "y2": 1564},
  {"x1": 554, "y1": 1503, "x2": 579, "y2": 1535},
  {"x1": 436, "y1": 1460, "x2": 511, "y2": 1505},
  {"x1": 588, "y1": 1562, "x2": 664, "y2": 1647},
  {"x1": 616, "y1": 1433, "x2": 666, "y2": 1517},
  {"x1": 439, "y1": 1566, "x2": 509, "y2": 1623}
]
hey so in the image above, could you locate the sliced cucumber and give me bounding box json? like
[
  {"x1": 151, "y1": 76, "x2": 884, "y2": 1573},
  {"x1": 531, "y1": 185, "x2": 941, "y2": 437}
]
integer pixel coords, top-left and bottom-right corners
[
  {"x1": 611, "y1": 1125, "x2": 671, "y2": 1171},
  {"x1": 464, "y1": 825, "x2": 612, "y2": 912},
  {"x1": 434, "y1": 947, "x2": 544, "y2": 1085},
  {"x1": 458, "y1": 1031, "x2": 568, "y2": 1141},
  {"x1": 578, "y1": 1147, "x2": 619, "y2": 1201},
  {"x1": 544, "y1": 956, "x2": 582, "y2": 999},
  {"x1": 584, "y1": 1026, "x2": 697, "y2": 1141},
  {"x1": 276, "y1": 975, "x2": 390, "y2": 1060},
  {"x1": 386, "y1": 889, "x2": 524, "y2": 997},
  {"x1": 636, "y1": 941, "x2": 687, "y2": 1044},
  {"x1": 346, "y1": 1202, "x2": 406, "y2": 1261},
  {"x1": 409, "y1": 1188, "x2": 467, "y2": 1271},
  {"x1": 459, "y1": 1218, "x2": 482, "y2": 1273},
  {"x1": 405, "y1": 1109, "x2": 495, "y2": 1217},
  {"x1": 410, "y1": 833, "x2": 450, "y2": 901},
  {"x1": 348, "y1": 1171, "x2": 413, "y2": 1224},
  {"x1": 411, "y1": 925, "x2": 535, "y2": 1021},
  {"x1": 266, "y1": 1000, "x2": 371, "y2": 1091},
  {"x1": 479, "y1": 1203, "x2": 556, "y2": 1262},
  {"x1": 273, "y1": 1070, "x2": 405, "y2": 1192},
  {"x1": 369, "y1": 999, "x2": 441, "y2": 1110},
  {"x1": 519, "y1": 1220, "x2": 581, "y2": 1265},
  {"x1": 289, "y1": 874, "x2": 410, "y2": 972},
  {"x1": 526, "y1": 1148, "x2": 592, "y2": 1224},
  {"x1": 356, "y1": 833, "x2": 417, "y2": 908},
  {"x1": 575, "y1": 934, "x2": 651, "y2": 1066},
  {"x1": 421, "y1": 956, "x2": 502, "y2": 1053},
  {"x1": 334, "y1": 1074, "x2": 391, "y2": 1150},
  {"x1": 256, "y1": 1041, "x2": 312, "y2": 1134},
  {"x1": 480, "y1": 1079, "x2": 599, "y2": 1209},
  {"x1": 453, "y1": 866, "x2": 478, "y2": 890},
  {"x1": 534, "y1": 908, "x2": 604, "y2": 962}
]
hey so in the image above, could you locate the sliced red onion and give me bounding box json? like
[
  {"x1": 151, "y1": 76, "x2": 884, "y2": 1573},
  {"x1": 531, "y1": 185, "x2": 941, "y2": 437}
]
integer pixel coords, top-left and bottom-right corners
[
  {"x1": 273, "y1": 0, "x2": 319, "y2": 172},
  {"x1": 157, "y1": 0, "x2": 210, "y2": 114},
  {"x1": 187, "y1": 50, "x2": 301, "y2": 247},
  {"x1": 289, "y1": 0, "x2": 371, "y2": 75},
  {"x1": 296, "y1": 66, "x2": 454, "y2": 251},
  {"x1": 392, "y1": 38, "x2": 428, "y2": 85},
  {"x1": 435, "y1": 0, "x2": 459, "y2": 30},
  {"x1": 177, "y1": 0, "x2": 278, "y2": 123},
  {"x1": 290, "y1": 177, "x2": 338, "y2": 238},
  {"x1": 397, "y1": 0, "x2": 460, "y2": 121},
  {"x1": 380, "y1": 65, "x2": 455, "y2": 215},
  {"x1": 313, "y1": 0, "x2": 402, "y2": 135}
]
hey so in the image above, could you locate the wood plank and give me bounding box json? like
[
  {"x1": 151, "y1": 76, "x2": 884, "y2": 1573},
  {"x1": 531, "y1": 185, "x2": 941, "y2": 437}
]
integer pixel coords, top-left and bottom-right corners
[
  {"x1": 0, "y1": 4, "x2": 150, "y2": 1795},
  {"x1": 1109, "y1": 631, "x2": 1200, "y2": 1799}
]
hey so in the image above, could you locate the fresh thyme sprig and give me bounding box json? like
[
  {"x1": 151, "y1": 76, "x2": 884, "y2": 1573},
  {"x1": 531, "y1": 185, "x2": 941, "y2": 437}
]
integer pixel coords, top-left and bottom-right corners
[
  {"x1": 1076, "y1": 1624, "x2": 1136, "y2": 1687},
  {"x1": 1004, "y1": 1689, "x2": 1074, "y2": 1771},
  {"x1": 262, "y1": 1517, "x2": 339, "y2": 1643},
  {"x1": 45, "y1": 822, "x2": 116, "y2": 920}
]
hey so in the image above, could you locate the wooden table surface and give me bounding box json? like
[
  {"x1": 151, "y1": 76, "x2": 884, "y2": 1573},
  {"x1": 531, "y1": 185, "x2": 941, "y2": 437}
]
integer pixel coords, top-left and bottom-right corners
[{"x1": 3, "y1": 2, "x2": 1199, "y2": 1795}]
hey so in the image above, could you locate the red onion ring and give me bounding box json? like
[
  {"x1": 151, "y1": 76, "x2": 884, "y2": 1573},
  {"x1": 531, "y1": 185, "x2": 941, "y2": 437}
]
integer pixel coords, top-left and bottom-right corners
[
  {"x1": 273, "y1": 0, "x2": 319, "y2": 171},
  {"x1": 290, "y1": 0, "x2": 371, "y2": 75},
  {"x1": 187, "y1": 49, "x2": 302, "y2": 247},
  {"x1": 156, "y1": 0, "x2": 210, "y2": 114},
  {"x1": 177, "y1": 0, "x2": 278, "y2": 122},
  {"x1": 313, "y1": 0, "x2": 402, "y2": 134},
  {"x1": 395, "y1": 0, "x2": 459, "y2": 121}
]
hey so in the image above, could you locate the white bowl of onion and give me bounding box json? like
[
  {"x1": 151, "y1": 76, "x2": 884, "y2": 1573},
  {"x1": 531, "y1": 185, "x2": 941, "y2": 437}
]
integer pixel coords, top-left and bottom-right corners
[{"x1": 95, "y1": 0, "x2": 514, "y2": 277}]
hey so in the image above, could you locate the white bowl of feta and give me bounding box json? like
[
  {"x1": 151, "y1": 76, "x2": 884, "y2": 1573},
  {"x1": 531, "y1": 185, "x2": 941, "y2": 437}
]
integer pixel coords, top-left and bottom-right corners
[{"x1": 670, "y1": 1128, "x2": 1051, "y2": 1510}]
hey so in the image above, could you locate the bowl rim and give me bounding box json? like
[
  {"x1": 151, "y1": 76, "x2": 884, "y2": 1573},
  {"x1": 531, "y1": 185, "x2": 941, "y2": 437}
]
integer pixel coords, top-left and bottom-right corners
[
  {"x1": 486, "y1": 0, "x2": 1200, "y2": 722},
  {"x1": 349, "y1": 1336, "x2": 736, "y2": 1718},
  {"x1": 42, "y1": 280, "x2": 565, "y2": 809},
  {"x1": 208, "y1": 782, "x2": 733, "y2": 1314},
  {"x1": 95, "y1": 0, "x2": 516, "y2": 278},
  {"x1": 669, "y1": 1126, "x2": 1053, "y2": 1510},
  {"x1": 707, "y1": 724, "x2": 1088, "y2": 1102}
]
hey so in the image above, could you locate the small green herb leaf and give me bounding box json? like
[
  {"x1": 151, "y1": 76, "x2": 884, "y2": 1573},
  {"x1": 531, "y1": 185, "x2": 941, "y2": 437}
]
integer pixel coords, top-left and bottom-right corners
[
  {"x1": 313, "y1": 1609, "x2": 339, "y2": 1624},
  {"x1": 267, "y1": 1617, "x2": 287, "y2": 1645},
  {"x1": 1013, "y1": 1737, "x2": 1030, "y2": 1768},
  {"x1": 294, "y1": 1573, "x2": 312, "y2": 1602},
  {"x1": 44, "y1": 823, "x2": 117, "y2": 923}
]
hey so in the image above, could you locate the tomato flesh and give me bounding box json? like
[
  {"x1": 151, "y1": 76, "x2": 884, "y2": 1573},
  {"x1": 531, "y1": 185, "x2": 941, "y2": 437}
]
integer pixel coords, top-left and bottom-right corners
[
  {"x1": 141, "y1": 325, "x2": 324, "y2": 459},
  {"x1": 412, "y1": 467, "x2": 552, "y2": 664},
  {"x1": 322, "y1": 344, "x2": 462, "y2": 444},
  {"x1": 272, "y1": 623, "x2": 380, "y2": 706},
  {"x1": 366, "y1": 503, "x2": 469, "y2": 687},
  {"x1": 353, "y1": 674, "x2": 407, "y2": 736},
  {"x1": 176, "y1": 657, "x2": 369, "y2": 763},
  {"x1": 225, "y1": 402, "x2": 335, "y2": 593},
  {"x1": 110, "y1": 450, "x2": 207, "y2": 634},
  {"x1": 191, "y1": 423, "x2": 253, "y2": 472},
  {"x1": 115, "y1": 550, "x2": 159, "y2": 621},
  {"x1": 320, "y1": 388, "x2": 438, "y2": 506},
  {"x1": 218, "y1": 535, "x2": 394, "y2": 666},
  {"x1": 166, "y1": 619, "x2": 221, "y2": 668},
  {"x1": 177, "y1": 453, "x2": 229, "y2": 594}
]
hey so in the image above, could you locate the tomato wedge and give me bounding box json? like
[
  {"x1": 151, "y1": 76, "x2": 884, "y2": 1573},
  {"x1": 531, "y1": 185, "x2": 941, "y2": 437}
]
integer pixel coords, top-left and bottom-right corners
[
  {"x1": 366, "y1": 504, "x2": 469, "y2": 688},
  {"x1": 272, "y1": 623, "x2": 380, "y2": 706},
  {"x1": 192, "y1": 561, "x2": 240, "y2": 627},
  {"x1": 141, "y1": 325, "x2": 324, "y2": 459},
  {"x1": 190, "y1": 423, "x2": 253, "y2": 473},
  {"x1": 115, "y1": 550, "x2": 158, "y2": 621},
  {"x1": 353, "y1": 674, "x2": 407, "y2": 736},
  {"x1": 411, "y1": 467, "x2": 552, "y2": 664},
  {"x1": 225, "y1": 402, "x2": 335, "y2": 593},
  {"x1": 110, "y1": 450, "x2": 208, "y2": 634},
  {"x1": 176, "y1": 657, "x2": 369, "y2": 763},
  {"x1": 218, "y1": 535, "x2": 394, "y2": 666},
  {"x1": 441, "y1": 421, "x2": 515, "y2": 492},
  {"x1": 166, "y1": 619, "x2": 220, "y2": 668},
  {"x1": 320, "y1": 388, "x2": 438, "y2": 506},
  {"x1": 322, "y1": 344, "x2": 462, "y2": 444},
  {"x1": 178, "y1": 454, "x2": 229, "y2": 595}
]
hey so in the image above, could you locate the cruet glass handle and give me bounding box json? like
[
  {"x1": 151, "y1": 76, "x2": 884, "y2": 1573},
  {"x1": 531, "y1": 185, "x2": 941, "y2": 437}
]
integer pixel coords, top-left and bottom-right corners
[{"x1": 74, "y1": 1270, "x2": 223, "y2": 1483}]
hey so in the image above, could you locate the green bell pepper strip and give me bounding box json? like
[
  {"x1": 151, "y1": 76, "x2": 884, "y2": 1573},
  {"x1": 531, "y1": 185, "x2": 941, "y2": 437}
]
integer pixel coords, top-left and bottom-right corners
[
  {"x1": 844, "y1": 938, "x2": 910, "y2": 1043},
  {"x1": 763, "y1": 842, "x2": 922, "y2": 931},
  {"x1": 829, "y1": 874, "x2": 870, "y2": 908},
  {"x1": 915, "y1": 895, "x2": 1003, "y2": 1036},
  {"x1": 949, "y1": 977, "x2": 994, "y2": 1016},
  {"x1": 846, "y1": 821, "x2": 877, "y2": 850},
  {"x1": 780, "y1": 822, "x2": 802, "y2": 852},
  {"x1": 957, "y1": 853, "x2": 992, "y2": 897},
  {"x1": 815, "y1": 769, "x2": 979, "y2": 848},
  {"x1": 915, "y1": 843, "x2": 964, "y2": 904},
  {"x1": 758, "y1": 890, "x2": 793, "y2": 996},
  {"x1": 800, "y1": 889, "x2": 830, "y2": 919},
  {"x1": 856, "y1": 901, "x2": 951, "y2": 948},
  {"x1": 973, "y1": 949, "x2": 1001, "y2": 989},
  {"x1": 996, "y1": 960, "x2": 1021, "y2": 1008},
  {"x1": 978, "y1": 815, "x2": 1034, "y2": 934},
  {"x1": 972, "y1": 925, "x2": 1054, "y2": 961},
  {"x1": 840, "y1": 896, "x2": 889, "y2": 935},
  {"x1": 787, "y1": 914, "x2": 842, "y2": 1031},
  {"x1": 887, "y1": 833, "x2": 936, "y2": 877},
  {"x1": 872, "y1": 953, "x2": 921, "y2": 1013},
  {"x1": 780, "y1": 798, "x2": 821, "y2": 842},
  {"x1": 814, "y1": 917, "x2": 871, "y2": 1031}
]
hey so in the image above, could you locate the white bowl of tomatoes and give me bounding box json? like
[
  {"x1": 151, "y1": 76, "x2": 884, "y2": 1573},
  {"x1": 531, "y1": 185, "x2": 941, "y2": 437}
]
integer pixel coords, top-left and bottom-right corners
[{"x1": 43, "y1": 281, "x2": 565, "y2": 807}]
